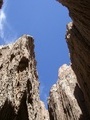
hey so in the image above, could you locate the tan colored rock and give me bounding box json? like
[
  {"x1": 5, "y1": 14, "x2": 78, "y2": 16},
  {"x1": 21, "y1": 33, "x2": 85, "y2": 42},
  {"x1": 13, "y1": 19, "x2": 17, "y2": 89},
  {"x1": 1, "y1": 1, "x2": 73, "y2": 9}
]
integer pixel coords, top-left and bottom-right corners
[
  {"x1": 57, "y1": 0, "x2": 90, "y2": 117},
  {"x1": 0, "y1": 35, "x2": 49, "y2": 120},
  {"x1": 48, "y1": 64, "x2": 89, "y2": 120},
  {"x1": 0, "y1": 0, "x2": 90, "y2": 119}
]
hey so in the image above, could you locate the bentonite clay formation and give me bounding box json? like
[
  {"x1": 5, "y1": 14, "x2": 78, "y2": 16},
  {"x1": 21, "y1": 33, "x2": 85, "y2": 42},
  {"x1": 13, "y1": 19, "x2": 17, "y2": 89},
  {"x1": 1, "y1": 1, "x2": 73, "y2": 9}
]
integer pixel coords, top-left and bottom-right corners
[{"x1": 0, "y1": 35, "x2": 49, "y2": 120}]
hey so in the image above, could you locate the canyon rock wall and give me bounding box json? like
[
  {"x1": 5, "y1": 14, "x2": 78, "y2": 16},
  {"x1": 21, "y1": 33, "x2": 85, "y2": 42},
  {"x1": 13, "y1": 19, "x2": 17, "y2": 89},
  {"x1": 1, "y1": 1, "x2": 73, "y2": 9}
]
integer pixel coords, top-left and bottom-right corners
[
  {"x1": 48, "y1": 0, "x2": 90, "y2": 119},
  {"x1": 48, "y1": 64, "x2": 89, "y2": 120},
  {"x1": 0, "y1": 0, "x2": 90, "y2": 120},
  {"x1": 58, "y1": 0, "x2": 90, "y2": 116},
  {"x1": 0, "y1": 35, "x2": 49, "y2": 120}
]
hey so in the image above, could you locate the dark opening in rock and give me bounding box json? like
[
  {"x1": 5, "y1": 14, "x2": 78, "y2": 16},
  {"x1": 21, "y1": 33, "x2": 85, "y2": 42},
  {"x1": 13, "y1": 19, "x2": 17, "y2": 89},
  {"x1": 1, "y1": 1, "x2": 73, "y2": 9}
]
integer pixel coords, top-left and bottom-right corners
[
  {"x1": 0, "y1": 52, "x2": 2, "y2": 56},
  {"x1": 10, "y1": 54, "x2": 15, "y2": 61},
  {"x1": 17, "y1": 57, "x2": 29, "y2": 72},
  {"x1": 0, "y1": 64, "x2": 3, "y2": 69}
]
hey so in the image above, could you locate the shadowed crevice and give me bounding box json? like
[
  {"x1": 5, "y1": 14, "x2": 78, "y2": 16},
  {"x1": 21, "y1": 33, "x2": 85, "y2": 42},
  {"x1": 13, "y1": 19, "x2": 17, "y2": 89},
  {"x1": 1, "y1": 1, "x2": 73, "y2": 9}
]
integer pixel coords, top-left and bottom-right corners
[
  {"x1": 16, "y1": 91, "x2": 29, "y2": 120},
  {"x1": 74, "y1": 84, "x2": 90, "y2": 120},
  {"x1": 17, "y1": 57, "x2": 29, "y2": 72},
  {"x1": 0, "y1": 99, "x2": 16, "y2": 120},
  {"x1": 0, "y1": 91, "x2": 29, "y2": 120}
]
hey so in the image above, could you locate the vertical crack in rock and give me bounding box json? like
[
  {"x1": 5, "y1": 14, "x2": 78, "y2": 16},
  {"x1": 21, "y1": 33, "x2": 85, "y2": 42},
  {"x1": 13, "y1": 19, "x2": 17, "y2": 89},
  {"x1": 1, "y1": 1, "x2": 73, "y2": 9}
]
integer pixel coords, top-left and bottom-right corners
[
  {"x1": 0, "y1": 99, "x2": 16, "y2": 120},
  {"x1": 0, "y1": 35, "x2": 49, "y2": 120},
  {"x1": 16, "y1": 91, "x2": 29, "y2": 120}
]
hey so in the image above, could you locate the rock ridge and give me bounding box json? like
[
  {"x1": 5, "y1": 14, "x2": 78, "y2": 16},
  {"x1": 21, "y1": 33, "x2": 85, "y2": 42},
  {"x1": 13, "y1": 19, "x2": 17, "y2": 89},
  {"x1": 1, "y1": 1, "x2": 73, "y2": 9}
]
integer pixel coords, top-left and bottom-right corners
[
  {"x1": 0, "y1": 35, "x2": 49, "y2": 120},
  {"x1": 58, "y1": 0, "x2": 90, "y2": 116},
  {"x1": 48, "y1": 0, "x2": 90, "y2": 119},
  {"x1": 48, "y1": 64, "x2": 89, "y2": 120}
]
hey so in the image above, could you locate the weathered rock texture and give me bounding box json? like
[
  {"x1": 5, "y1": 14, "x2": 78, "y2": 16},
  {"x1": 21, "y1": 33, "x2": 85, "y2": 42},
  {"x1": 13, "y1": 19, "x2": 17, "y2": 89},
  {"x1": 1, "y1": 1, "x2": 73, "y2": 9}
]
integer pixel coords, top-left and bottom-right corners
[
  {"x1": 48, "y1": 0, "x2": 90, "y2": 119},
  {"x1": 0, "y1": 0, "x2": 90, "y2": 120},
  {"x1": 57, "y1": 0, "x2": 90, "y2": 117},
  {"x1": 0, "y1": 35, "x2": 49, "y2": 120},
  {"x1": 48, "y1": 64, "x2": 89, "y2": 120}
]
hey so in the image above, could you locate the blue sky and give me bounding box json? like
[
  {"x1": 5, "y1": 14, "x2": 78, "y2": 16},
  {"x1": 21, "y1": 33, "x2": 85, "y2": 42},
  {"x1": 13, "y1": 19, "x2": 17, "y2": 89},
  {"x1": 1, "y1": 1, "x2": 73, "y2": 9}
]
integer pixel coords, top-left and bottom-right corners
[{"x1": 0, "y1": 0, "x2": 71, "y2": 106}]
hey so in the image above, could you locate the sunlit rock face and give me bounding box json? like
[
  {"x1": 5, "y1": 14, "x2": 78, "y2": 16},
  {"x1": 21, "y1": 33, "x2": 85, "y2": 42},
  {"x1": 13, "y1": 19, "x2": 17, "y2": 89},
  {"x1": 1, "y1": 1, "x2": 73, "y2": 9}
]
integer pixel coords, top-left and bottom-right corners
[
  {"x1": 48, "y1": 1, "x2": 90, "y2": 119},
  {"x1": 0, "y1": 0, "x2": 90, "y2": 119},
  {"x1": 48, "y1": 64, "x2": 89, "y2": 120},
  {"x1": 57, "y1": 0, "x2": 90, "y2": 117},
  {"x1": 66, "y1": 22, "x2": 90, "y2": 117},
  {"x1": 0, "y1": 35, "x2": 49, "y2": 120}
]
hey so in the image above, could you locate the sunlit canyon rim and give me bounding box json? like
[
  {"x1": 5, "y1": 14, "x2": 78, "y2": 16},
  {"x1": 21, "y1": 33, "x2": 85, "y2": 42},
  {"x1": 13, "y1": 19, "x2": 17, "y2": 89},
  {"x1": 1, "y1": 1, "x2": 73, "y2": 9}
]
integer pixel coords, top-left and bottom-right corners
[{"x1": 0, "y1": 0, "x2": 90, "y2": 120}]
